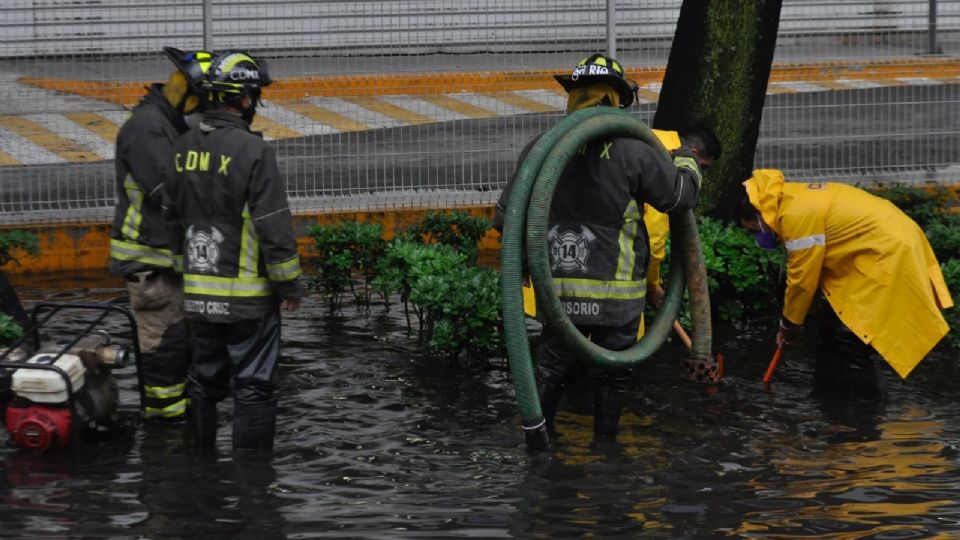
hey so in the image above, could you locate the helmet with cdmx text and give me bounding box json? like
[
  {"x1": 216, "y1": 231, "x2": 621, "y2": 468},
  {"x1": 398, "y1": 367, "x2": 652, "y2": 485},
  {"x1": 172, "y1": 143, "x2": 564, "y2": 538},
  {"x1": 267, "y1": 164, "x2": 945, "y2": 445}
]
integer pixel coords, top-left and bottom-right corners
[
  {"x1": 202, "y1": 50, "x2": 272, "y2": 105},
  {"x1": 163, "y1": 46, "x2": 214, "y2": 96},
  {"x1": 554, "y1": 54, "x2": 638, "y2": 108}
]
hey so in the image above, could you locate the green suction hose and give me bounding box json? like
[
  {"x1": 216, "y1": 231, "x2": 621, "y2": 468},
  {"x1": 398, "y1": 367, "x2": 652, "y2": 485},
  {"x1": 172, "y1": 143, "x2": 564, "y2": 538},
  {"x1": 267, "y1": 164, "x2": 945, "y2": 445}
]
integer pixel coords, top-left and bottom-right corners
[{"x1": 500, "y1": 107, "x2": 713, "y2": 450}]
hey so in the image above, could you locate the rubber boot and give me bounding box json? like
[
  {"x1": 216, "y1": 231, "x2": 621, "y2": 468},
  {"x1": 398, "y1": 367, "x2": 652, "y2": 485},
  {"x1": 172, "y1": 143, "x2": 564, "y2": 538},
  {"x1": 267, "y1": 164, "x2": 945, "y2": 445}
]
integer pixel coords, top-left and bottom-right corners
[
  {"x1": 233, "y1": 400, "x2": 277, "y2": 452},
  {"x1": 593, "y1": 388, "x2": 626, "y2": 441},
  {"x1": 536, "y1": 383, "x2": 562, "y2": 432},
  {"x1": 191, "y1": 398, "x2": 218, "y2": 450}
]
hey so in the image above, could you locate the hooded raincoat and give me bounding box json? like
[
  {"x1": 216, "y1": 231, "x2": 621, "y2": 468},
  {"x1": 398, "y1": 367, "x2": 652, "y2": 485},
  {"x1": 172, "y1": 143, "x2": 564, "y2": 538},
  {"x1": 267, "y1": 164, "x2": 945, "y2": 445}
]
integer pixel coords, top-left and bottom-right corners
[{"x1": 744, "y1": 169, "x2": 953, "y2": 378}]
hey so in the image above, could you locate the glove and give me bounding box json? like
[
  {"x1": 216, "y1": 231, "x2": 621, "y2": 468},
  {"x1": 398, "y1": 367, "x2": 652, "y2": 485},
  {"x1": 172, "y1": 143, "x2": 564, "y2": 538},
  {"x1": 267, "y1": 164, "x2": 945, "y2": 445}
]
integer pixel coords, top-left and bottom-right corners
[
  {"x1": 776, "y1": 317, "x2": 801, "y2": 348},
  {"x1": 671, "y1": 147, "x2": 702, "y2": 188}
]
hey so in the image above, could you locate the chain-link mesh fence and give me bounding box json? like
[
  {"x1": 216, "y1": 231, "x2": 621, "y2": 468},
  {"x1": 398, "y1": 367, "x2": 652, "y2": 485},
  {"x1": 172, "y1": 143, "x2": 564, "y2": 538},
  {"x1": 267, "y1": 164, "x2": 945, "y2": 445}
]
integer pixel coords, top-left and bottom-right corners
[{"x1": 1, "y1": 0, "x2": 958, "y2": 224}]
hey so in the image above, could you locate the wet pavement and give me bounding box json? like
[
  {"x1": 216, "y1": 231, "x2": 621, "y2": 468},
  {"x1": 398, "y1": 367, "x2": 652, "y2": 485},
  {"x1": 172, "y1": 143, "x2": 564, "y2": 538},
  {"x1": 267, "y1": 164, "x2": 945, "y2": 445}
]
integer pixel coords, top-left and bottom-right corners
[{"x1": 1, "y1": 271, "x2": 958, "y2": 539}]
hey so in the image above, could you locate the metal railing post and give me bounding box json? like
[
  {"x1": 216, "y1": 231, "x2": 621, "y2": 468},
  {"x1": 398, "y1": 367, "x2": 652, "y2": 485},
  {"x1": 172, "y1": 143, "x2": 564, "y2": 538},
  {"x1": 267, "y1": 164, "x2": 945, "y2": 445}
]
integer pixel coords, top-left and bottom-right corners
[
  {"x1": 606, "y1": 0, "x2": 616, "y2": 58},
  {"x1": 929, "y1": 0, "x2": 939, "y2": 55},
  {"x1": 203, "y1": 0, "x2": 213, "y2": 50}
]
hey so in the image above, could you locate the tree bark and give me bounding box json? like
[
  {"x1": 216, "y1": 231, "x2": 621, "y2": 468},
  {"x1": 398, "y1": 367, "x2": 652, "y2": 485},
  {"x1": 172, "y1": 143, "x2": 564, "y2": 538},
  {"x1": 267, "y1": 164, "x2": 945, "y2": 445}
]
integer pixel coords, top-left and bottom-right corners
[{"x1": 653, "y1": 0, "x2": 783, "y2": 218}]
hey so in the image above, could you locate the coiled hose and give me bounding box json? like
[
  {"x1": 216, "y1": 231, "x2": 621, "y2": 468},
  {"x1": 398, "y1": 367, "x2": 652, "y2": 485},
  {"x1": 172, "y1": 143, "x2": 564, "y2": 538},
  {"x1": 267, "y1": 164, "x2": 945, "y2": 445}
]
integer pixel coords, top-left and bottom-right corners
[{"x1": 500, "y1": 106, "x2": 713, "y2": 450}]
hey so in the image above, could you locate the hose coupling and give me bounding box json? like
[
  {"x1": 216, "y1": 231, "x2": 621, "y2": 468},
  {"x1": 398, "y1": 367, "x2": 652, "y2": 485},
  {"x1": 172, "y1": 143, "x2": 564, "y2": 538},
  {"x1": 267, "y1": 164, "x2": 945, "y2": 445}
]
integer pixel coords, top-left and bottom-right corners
[{"x1": 522, "y1": 417, "x2": 551, "y2": 451}]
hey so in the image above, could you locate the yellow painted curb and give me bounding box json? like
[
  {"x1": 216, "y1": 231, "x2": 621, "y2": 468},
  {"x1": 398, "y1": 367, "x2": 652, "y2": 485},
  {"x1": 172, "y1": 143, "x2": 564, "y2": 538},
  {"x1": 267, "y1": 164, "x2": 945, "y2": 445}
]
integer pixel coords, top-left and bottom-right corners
[
  {"x1": 0, "y1": 206, "x2": 501, "y2": 275},
  {"x1": 19, "y1": 58, "x2": 960, "y2": 107}
]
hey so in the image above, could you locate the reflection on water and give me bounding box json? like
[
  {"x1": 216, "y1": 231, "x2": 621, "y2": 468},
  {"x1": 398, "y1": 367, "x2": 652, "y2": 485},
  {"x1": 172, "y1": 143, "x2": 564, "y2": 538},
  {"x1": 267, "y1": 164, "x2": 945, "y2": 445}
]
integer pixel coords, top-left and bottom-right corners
[{"x1": 1, "y1": 272, "x2": 959, "y2": 538}]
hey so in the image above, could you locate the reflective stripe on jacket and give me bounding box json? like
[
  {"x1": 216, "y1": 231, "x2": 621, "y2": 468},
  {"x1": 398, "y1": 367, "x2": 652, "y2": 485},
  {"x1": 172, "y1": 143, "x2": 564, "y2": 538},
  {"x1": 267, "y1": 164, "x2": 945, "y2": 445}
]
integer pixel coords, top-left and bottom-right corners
[
  {"x1": 744, "y1": 169, "x2": 953, "y2": 378},
  {"x1": 109, "y1": 86, "x2": 187, "y2": 276},
  {"x1": 166, "y1": 110, "x2": 302, "y2": 322}
]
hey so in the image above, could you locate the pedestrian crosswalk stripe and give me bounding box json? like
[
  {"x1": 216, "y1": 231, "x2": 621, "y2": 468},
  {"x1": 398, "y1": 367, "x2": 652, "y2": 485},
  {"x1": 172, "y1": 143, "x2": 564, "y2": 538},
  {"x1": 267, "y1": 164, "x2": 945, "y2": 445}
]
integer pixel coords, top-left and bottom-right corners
[
  {"x1": 97, "y1": 110, "x2": 131, "y2": 127},
  {"x1": 447, "y1": 93, "x2": 526, "y2": 116},
  {"x1": 419, "y1": 94, "x2": 493, "y2": 119},
  {"x1": 284, "y1": 100, "x2": 368, "y2": 133},
  {"x1": 249, "y1": 113, "x2": 305, "y2": 141},
  {"x1": 257, "y1": 100, "x2": 331, "y2": 137},
  {"x1": 0, "y1": 149, "x2": 17, "y2": 165},
  {"x1": 28, "y1": 113, "x2": 112, "y2": 159},
  {"x1": 379, "y1": 95, "x2": 469, "y2": 122},
  {"x1": 0, "y1": 123, "x2": 63, "y2": 164},
  {"x1": 0, "y1": 115, "x2": 97, "y2": 162},
  {"x1": 490, "y1": 91, "x2": 556, "y2": 113},
  {"x1": 637, "y1": 83, "x2": 662, "y2": 103},
  {"x1": 810, "y1": 80, "x2": 858, "y2": 91},
  {"x1": 343, "y1": 96, "x2": 436, "y2": 126},
  {"x1": 314, "y1": 97, "x2": 397, "y2": 129},
  {"x1": 772, "y1": 81, "x2": 829, "y2": 93},
  {"x1": 834, "y1": 79, "x2": 885, "y2": 90},
  {"x1": 516, "y1": 89, "x2": 566, "y2": 111},
  {"x1": 897, "y1": 77, "x2": 940, "y2": 86},
  {"x1": 63, "y1": 112, "x2": 121, "y2": 146}
]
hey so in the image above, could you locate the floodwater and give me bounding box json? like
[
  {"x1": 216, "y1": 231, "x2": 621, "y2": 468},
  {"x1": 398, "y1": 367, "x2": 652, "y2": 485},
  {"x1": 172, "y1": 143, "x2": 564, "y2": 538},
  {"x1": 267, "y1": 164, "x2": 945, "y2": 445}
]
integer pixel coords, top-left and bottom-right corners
[{"x1": 1, "y1": 271, "x2": 959, "y2": 539}]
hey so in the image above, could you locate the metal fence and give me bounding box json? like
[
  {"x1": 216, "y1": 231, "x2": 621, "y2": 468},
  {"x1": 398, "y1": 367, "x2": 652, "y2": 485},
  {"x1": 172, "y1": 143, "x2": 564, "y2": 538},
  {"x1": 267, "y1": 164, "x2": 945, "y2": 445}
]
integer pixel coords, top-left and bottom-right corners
[{"x1": 1, "y1": 1, "x2": 959, "y2": 224}]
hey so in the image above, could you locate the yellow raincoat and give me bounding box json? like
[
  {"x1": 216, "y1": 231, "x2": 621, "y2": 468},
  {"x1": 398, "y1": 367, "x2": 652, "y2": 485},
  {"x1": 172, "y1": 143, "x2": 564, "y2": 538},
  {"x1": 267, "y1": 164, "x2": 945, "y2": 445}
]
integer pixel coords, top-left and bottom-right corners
[
  {"x1": 744, "y1": 169, "x2": 953, "y2": 379},
  {"x1": 523, "y1": 129, "x2": 681, "y2": 336}
]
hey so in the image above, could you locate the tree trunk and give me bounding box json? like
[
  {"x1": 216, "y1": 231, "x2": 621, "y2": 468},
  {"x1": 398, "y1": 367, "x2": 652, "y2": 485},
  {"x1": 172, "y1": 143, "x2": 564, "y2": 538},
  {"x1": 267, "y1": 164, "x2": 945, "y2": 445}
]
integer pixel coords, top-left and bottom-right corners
[{"x1": 653, "y1": 0, "x2": 782, "y2": 218}]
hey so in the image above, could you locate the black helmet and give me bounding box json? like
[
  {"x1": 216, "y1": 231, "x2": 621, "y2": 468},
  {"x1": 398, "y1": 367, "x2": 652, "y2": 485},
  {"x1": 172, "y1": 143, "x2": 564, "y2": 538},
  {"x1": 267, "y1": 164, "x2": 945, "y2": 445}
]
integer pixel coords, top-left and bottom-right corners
[
  {"x1": 162, "y1": 47, "x2": 214, "y2": 96},
  {"x1": 202, "y1": 50, "x2": 271, "y2": 104},
  {"x1": 554, "y1": 54, "x2": 638, "y2": 108}
]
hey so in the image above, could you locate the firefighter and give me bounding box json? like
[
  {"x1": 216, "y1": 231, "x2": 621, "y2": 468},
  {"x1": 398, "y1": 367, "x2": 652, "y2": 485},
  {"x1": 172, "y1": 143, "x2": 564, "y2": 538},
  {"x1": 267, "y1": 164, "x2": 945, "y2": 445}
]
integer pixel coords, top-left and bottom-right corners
[
  {"x1": 165, "y1": 50, "x2": 303, "y2": 452},
  {"x1": 494, "y1": 54, "x2": 705, "y2": 440},
  {"x1": 109, "y1": 47, "x2": 213, "y2": 421},
  {"x1": 642, "y1": 127, "x2": 721, "y2": 311},
  {"x1": 739, "y1": 169, "x2": 953, "y2": 397}
]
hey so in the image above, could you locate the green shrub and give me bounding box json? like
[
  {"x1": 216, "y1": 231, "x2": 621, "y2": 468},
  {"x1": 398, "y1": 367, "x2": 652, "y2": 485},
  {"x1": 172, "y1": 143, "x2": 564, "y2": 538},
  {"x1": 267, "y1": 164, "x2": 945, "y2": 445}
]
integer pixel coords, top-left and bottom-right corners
[
  {"x1": 664, "y1": 216, "x2": 783, "y2": 323},
  {"x1": 867, "y1": 184, "x2": 951, "y2": 229},
  {"x1": 372, "y1": 239, "x2": 504, "y2": 362},
  {"x1": 401, "y1": 211, "x2": 491, "y2": 264},
  {"x1": 0, "y1": 312, "x2": 22, "y2": 346},
  {"x1": 307, "y1": 221, "x2": 385, "y2": 311},
  {"x1": 924, "y1": 213, "x2": 960, "y2": 261},
  {"x1": 940, "y1": 258, "x2": 960, "y2": 348},
  {"x1": 0, "y1": 231, "x2": 39, "y2": 268}
]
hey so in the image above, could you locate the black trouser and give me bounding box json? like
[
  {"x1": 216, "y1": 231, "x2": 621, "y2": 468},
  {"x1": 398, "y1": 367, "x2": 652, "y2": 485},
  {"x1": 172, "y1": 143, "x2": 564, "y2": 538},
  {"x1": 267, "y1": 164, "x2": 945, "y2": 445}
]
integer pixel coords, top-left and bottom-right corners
[
  {"x1": 536, "y1": 315, "x2": 639, "y2": 440},
  {"x1": 188, "y1": 308, "x2": 282, "y2": 450},
  {"x1": 814, "y1": 306, "x2": 886, "y2": 400}
]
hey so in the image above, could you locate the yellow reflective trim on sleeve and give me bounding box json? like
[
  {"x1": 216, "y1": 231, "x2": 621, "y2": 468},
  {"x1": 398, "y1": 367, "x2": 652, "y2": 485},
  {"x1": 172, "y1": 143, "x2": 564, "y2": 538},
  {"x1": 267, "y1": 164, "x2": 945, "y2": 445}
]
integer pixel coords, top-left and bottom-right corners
[
  {"x1": 184, "y1": 274, "x2": 272, "y2": 297},
  {"x1": 144, "y1": 398, "x2": 189, "y2": 419},
  {"x1": 239, "y1": 204, "x2": 259, "y2": 278},
  {"x1": 173, "y1": 254, "x2": 184, "y2": 273},
  {"x1": 267, "y1": 256, "x2": 302, "y2": 281},
  {"x1": 144, "y1": 382, "x2": 186, "y2": 399},
  {"x1": 615, "y1": 200, "x2": 641, "y2": 281},
  {"x1": 121, "y1": 174, "x2": 144, "y2": 241},
  {"x1": 553, "y1": 277, "x2": 647, "y2": 300},
  {"x1": 109, "y1": 238, "x2": 174, "y2": 268}
]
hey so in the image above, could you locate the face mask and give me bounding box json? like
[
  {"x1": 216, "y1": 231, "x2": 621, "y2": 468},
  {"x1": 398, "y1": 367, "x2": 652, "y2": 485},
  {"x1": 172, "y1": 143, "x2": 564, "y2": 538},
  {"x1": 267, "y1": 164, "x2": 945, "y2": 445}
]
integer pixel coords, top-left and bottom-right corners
[
  {"x1": 754, "y1": 216, "x2": 779, "y2": 250},
  {"x1": 238, "y1": 87, "x2": 262, "y2": 125},
  {"x1": 241, "y1": 103, "x2": 257, "y2": 125}
]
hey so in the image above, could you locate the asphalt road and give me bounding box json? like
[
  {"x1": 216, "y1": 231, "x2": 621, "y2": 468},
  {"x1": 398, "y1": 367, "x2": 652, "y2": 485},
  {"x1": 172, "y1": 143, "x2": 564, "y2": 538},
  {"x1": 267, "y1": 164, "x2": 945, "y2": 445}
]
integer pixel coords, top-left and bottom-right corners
[{"x1": 1, "y1": 83, "x2": 958, "y2": 224}]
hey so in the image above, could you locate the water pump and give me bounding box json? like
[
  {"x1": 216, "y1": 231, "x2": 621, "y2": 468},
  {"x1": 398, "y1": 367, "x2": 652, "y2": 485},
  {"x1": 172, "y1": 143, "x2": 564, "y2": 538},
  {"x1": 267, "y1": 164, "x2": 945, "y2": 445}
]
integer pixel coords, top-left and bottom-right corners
[{"x1": 1, "y1": 302, "x2": 142, "y2": 452}]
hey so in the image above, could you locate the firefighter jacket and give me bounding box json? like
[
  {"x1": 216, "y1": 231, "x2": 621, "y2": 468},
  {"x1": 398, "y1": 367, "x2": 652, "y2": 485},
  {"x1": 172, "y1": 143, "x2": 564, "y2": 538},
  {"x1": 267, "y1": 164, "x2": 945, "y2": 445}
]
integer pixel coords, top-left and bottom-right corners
[
  {"x1": 744, "y1": 169, "x2": 954, "y2": 379},
  {"x1": 109, "y1": 84, "x2": 189, "y2": 276},
  {"x1": 166, "y1": 110, "x2": 303, "y2": 323},
  {"x1": 496, "y1": 129, "x2": 685, "y2": 324},
  {"x1": 497, "y1": 125, "x2": 701, "y2": 327}
]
